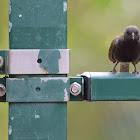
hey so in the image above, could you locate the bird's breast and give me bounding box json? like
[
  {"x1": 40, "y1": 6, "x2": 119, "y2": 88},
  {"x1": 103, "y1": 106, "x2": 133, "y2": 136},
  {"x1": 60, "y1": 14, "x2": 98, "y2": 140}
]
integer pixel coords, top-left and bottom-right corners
[{"x1": 114, "y1": 41, "x2": 140, "y2": 62}]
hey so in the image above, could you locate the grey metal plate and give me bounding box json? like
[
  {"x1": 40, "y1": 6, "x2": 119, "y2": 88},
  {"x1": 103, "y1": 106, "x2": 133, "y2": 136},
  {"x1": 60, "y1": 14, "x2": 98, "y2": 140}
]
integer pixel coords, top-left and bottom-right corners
[{"x1": 7, "y1": 49, "x2": 70, "y2": 74}]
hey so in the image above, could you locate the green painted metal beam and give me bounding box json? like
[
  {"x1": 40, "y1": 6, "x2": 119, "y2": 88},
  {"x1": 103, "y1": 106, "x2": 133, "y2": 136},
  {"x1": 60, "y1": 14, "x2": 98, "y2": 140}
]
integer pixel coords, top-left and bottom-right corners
[
  {"x1": 9, "y1": 0, "x2": 68, "y2": 140},
  {"x1": 9, "y1": 103, "x2": 67, "y2": 140},
  {"x1": 7, "y1": 77, "x2": 70, "y2": 102},
  {"x1": 82, "y1": 72, "x2": 140, "y2": 101},
  {"x1": 9, "y1": 0, "x2": 67, "y2": 49}
]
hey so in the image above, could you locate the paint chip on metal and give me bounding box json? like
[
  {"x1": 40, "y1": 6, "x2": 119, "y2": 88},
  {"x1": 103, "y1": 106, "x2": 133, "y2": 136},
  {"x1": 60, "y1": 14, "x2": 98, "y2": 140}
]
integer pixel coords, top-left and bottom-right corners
[
  {"x1": 62, "y1": 77, "x2": 69, "y2": 83},
  {"x1": 8, "y1": 49, "x2": 70, "y2": 74},
  {"x1": 11, "y1": 117, "x2": 14, "y2": 121},
  {"x1": 64, "y1": 88, "x2": 69, "y2": 101},
  {"x1": 9, "y1": 125, "x2": 12, "y2": 135},
  {"x1": 9, "y1": 78, "x2": 24, "y2": 81},
  {"x1": 35, "y1": 114, "x2": 40, "y2": 119},
  {"x1": 9, "y1": 0, "x2": 11, "y2": 14},
  {"x1": 63, "y1": 2, "x2": 67, "y2": 12},
  {"x1": 19, "y1": 14, "x2": 22, "y2": 18},
  {"x1": 9, "y1": 22, "x2": 12, "y2": 33}
]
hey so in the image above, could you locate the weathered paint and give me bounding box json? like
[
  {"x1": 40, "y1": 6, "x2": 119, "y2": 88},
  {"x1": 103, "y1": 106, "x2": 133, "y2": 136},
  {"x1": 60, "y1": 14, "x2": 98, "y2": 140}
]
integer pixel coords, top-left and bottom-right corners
[
  {"x1": 9, "y1": 22, "x2": 12, "y2": 33},
  {"x1": 38, "y1": 50, "x2": 60, "y2": 73},
  {"x1": 9, "y1": 0, "x2": 67, "y2": 49},
  {"x1": 9, "y1": 0, "x2": 68, "y2": 139},
  {"x1": 64, "y1": 88, "x2": 69, "y2": 101},
  {"x1": 35, "y1": 114, "x2": 40, "y2": 119},
  {"x1": 9, "y1": 125, "x2": 12, "y2": 135},
  {"x1": 63, "y1": 2, "x2": 67, "y2": 12},
  {"x1": 9, "y1": 103, "x2": 67, "y2": 140},
  {"x1": 82, "y1": 72, "x2": 140, "y2": 101},
  {"x1": 11, "y1": 117, "x2": 14, "y2": 121},
  {"x1": 6, "y1": 77, "x2": 70, "y2": 102},
  {"x1": 9, "y1": 0, "x2": 11, "y2": 14},
  {"x1": 8, "y1": 49, "x2": 70, "y2": 74}
]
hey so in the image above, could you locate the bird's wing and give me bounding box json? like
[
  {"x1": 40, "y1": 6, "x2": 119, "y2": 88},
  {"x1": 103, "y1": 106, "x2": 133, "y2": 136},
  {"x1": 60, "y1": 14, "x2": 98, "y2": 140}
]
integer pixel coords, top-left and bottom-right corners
[
  {"x1": 134, "y1": 39, "x2": 140, "y2": 64},
  {"x1": 108, "y1": 35, "x2": 121, "y2": 63}
]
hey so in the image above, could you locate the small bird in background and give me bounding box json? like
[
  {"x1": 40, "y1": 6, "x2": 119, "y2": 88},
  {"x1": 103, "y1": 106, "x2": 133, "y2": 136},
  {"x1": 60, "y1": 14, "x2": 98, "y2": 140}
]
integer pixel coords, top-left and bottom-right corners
[{"x1": 109, "y1": 25, "x2": 140, "y2": 74}]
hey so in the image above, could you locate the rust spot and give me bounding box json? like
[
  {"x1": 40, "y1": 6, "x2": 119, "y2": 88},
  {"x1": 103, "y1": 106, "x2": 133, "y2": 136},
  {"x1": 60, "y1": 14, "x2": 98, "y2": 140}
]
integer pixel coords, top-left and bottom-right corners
[{"x1": 40, "y1": 67, "x2": 49, "y2": 74}]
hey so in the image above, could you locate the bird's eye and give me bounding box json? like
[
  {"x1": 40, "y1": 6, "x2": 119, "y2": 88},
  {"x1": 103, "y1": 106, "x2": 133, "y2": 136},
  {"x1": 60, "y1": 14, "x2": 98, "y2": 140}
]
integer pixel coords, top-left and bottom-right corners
[
  {"x1": 127, "y1": 31, "x2": 130, "y2": 34},
  {"x1": 136, "y1": 31, "x2": 138, "y2": 34}
]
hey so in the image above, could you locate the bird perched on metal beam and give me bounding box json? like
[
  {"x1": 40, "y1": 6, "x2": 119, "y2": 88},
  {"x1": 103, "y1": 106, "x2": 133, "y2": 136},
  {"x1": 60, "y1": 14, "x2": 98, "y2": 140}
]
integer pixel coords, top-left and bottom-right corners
[{"x1": 109, "y1": 25, "x2": 140, "y2": 74}]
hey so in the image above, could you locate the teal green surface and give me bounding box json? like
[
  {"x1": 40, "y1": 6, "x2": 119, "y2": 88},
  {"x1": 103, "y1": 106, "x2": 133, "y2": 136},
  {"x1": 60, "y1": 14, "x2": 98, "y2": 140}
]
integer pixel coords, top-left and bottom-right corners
[
  {"x1": 7, "y1": 78, "x2": 69, "y2": 102},
  {"x1": 38, "y1": 50, "x2": 60, "y2": 73},
  {"x1": 89, "y1": 72, "x2": 140, "y2": 100},
  {"x1": 9, "y1": 103, "x2": 67, "y2": 140},
  {"x1": 8, "y1": 0, "x2": 68, "y2": 140},
  {"x1": 2, "y1": 0, "x2": 140, "y2": 140},
  {"x1": 9, "y1": 0, "x2": 67, "y2": 49}
]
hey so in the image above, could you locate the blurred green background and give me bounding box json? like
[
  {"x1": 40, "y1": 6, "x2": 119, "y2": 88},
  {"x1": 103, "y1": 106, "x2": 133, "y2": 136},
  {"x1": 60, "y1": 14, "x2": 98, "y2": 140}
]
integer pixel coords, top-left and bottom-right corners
[{"x1": 1, "y1": 0, "x2": 140, "y2": 139}]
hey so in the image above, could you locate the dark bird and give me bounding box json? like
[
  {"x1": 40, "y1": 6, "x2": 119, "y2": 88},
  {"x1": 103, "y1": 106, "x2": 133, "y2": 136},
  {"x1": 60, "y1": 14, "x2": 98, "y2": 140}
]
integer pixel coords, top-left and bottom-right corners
[{"x1": 109, "y1": 25, "x2": 140, "y2": 74}]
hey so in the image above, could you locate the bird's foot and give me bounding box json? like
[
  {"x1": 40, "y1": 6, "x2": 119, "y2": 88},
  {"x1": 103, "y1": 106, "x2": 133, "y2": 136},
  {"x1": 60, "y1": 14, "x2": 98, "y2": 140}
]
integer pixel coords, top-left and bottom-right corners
[
  {"x1": 132, "y1": 69, "x2": 139, "y2": 76},
  {"x1": 110, "y1": 69, "x2": 117, "y2": 74}
]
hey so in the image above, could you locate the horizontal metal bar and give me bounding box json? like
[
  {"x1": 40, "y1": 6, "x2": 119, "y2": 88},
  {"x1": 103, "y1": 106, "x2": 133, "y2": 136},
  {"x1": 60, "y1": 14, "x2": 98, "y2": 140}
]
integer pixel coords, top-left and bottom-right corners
[
  {"x1": 82, "y1": 72, "x2": 140, "y2": 101},
  {"x1": 6, "y1": 77, "x2": 70, "y2": 102},
  {"x1": 5, "y1": 77, "x2": 84, "y2": 102},
  {"x1": 0, "y1": 49, "x2": 70, "y2": 74}
]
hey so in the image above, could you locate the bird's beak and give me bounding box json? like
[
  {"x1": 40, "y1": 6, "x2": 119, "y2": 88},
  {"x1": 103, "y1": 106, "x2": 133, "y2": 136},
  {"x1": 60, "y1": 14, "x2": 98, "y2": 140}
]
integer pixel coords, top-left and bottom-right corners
[{"x1": 132, "y1": 32, "x2": 135, "y2": 40}]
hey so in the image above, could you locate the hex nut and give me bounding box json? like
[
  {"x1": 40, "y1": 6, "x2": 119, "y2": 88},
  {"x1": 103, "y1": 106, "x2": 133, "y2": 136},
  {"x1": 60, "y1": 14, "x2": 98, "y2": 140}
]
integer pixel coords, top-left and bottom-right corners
[
  {"x1": 0, "y1": 84, "x2": 6, "y2": 97},
  {"x1": 70, "y1": 82, "x2": 81, "y2": 96},
  {"x1": 0, "y1": 56, "x2": 4, "y2": 68}
]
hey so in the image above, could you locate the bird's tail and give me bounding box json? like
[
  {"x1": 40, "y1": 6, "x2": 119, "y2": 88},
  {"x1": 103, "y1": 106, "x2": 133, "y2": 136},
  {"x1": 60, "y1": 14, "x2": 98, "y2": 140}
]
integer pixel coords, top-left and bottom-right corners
[{"x1": 120, "y1": 62, "x2": 130, "y2": 72}]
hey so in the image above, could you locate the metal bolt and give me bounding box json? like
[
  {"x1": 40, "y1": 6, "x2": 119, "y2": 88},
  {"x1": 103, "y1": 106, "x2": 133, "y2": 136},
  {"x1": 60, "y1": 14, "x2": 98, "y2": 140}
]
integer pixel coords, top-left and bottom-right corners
[
  {"x1": 70, "y1": 82, "x2": 81, "y2": 96},
  {"x1": 0, "y1": 84, "x2": 6, "y2": 97},
  {"x1": 0, "y1": 56, "x2": 4, "y2": 68}
]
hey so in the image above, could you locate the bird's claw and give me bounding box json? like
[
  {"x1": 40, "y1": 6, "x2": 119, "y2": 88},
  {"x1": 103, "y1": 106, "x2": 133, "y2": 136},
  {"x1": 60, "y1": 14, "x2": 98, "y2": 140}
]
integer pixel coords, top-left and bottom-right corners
[
  {"x1": 110, "y1": 69, "x2": 117, "y2": 74},
  {"x1": 132, "y1": 69, "x2": 139, "y2": 76}
]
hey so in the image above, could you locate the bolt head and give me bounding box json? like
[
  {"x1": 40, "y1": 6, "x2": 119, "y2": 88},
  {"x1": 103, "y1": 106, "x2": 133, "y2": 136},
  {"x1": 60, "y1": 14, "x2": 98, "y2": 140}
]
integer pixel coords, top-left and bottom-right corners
[
  {"x1": 0, "y1": 84, "x2": 6, "y2": 97},
  {"x1": 70, "y1": 82, "x2": 81, "y2": 96},
  {"x1": 0, "y1": 56, "x2": 4, "y2": 68}
]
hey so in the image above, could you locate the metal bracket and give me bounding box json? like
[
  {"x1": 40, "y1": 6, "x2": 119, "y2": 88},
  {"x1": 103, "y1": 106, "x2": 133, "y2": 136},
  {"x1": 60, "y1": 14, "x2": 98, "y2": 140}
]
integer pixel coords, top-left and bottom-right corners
[
  {"x1": 81, "y1": 72, "x2": 140, "y2": 101},
  {"x1": 6, "y1": 77, "x2": 70, "y2": 102},
  {"x1": 0, "y1": 76, "x2": 83, "y2": 102},
  {"x1": 0, "y1": 49, "x2": 70, "y2": 74}
]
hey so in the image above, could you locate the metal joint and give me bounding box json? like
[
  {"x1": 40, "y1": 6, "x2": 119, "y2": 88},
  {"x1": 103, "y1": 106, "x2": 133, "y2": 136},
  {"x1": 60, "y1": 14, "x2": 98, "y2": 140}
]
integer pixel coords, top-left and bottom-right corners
[
  {"x1": 70, "y1": 82, "x2": 81, "y2": 96},
  {"x1": 0, "y1": 84, "x2": 6, "y2": 97}
]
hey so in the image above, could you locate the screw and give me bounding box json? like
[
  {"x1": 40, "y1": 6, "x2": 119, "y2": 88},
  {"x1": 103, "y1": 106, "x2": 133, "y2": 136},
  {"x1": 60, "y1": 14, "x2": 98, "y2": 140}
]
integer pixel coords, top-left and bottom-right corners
[
  {"x1": 0, "y1": 56, "x2": 4, "y2": 68},
  {"x1": 70, "y1": 82, "x2": 81, "y2": 96},
  {"x1": 0, "y1": 84, "x2": 6, "y2": 97}
]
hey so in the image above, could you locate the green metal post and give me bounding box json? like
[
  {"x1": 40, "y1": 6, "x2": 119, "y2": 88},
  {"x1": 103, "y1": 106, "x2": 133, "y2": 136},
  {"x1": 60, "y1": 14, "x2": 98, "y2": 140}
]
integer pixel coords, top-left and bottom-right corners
[{"x1": 9, "y1": 0, "x2": 68, "y2": 139}]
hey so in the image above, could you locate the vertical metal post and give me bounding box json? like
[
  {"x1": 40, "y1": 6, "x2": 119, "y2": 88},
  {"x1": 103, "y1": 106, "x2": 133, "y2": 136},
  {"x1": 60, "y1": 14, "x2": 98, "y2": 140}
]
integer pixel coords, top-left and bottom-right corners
[{"x1": 9, "y1": 0, "x2": 68, "y2": 139}]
